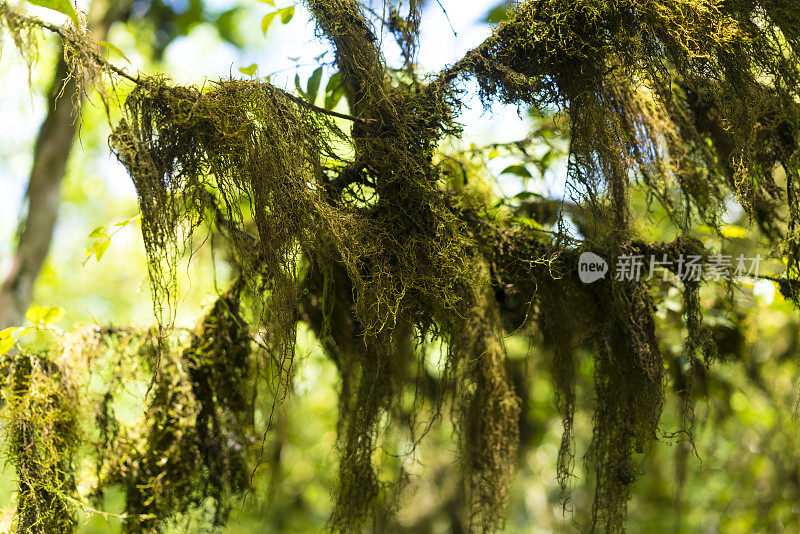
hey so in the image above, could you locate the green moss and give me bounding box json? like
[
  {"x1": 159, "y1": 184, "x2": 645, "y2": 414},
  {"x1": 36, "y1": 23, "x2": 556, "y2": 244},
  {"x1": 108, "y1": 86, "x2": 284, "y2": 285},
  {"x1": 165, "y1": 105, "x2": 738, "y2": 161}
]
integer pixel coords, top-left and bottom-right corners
[{"x1": 2, "y1": 353, "x2": 79, "y2": 534}]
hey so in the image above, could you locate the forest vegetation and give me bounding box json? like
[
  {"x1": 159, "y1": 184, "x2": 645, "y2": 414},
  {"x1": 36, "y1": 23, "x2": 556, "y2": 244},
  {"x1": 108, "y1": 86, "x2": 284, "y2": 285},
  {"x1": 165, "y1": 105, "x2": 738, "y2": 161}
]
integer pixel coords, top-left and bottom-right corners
[{"x1": 1, "y1": 0, "x2": 800, "y2": 532}]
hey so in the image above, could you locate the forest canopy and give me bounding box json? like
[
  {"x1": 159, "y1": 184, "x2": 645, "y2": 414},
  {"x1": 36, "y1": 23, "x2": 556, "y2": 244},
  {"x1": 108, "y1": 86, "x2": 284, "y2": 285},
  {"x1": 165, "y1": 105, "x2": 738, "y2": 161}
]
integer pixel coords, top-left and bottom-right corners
[{"x1": 1, "y1": 0, "x2": 800, "y2": 532}]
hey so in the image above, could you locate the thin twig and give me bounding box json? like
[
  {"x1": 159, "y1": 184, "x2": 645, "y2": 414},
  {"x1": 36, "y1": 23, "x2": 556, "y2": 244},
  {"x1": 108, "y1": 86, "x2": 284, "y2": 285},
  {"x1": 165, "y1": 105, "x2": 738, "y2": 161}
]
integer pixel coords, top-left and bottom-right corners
[
  {"x1": 282, "y1": 91, "x2": 372, "y2": 124},
  {"x1": 434, "y1": 0, "x2": 457, "y2": 38}
]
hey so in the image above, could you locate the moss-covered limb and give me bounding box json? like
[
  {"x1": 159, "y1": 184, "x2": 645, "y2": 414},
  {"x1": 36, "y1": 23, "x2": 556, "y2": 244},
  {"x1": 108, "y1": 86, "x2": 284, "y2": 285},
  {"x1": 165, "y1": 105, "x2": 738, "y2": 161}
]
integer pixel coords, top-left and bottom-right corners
[
  {"x1": 301, "y1": 0, "x2": 474, "y2": 345},
  {"x1": 429, "y1": 0, "x2": 800, "y2": 266},
  {"x1": 304, "y1": 0, "x2": 423, "y2": 198},
  {"x1": 458, "y1": 207, "x2": 713, "y2": 526},
  {"x1": 1, "y1": 1, "x2": 368, "y2": 130},
  {"x1": 0, "y1": 0, "x2": 137, "y2": 105},
  {"x1": 305, "y1": 0, "x2": 385, "y2": 121},
  {"x1": 2, "y1": 353, "x2": 79, "y2": 534},
  {"x1": 305, "y1": 0, "x2": 458, "y2": 191}
]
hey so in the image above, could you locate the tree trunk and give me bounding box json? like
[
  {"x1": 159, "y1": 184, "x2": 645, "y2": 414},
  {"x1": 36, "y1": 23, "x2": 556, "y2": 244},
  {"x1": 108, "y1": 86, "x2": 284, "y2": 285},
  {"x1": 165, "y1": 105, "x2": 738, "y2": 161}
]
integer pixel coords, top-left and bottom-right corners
[{"x1": 0, "y1": 0, "x2": 132, "y2": 328}]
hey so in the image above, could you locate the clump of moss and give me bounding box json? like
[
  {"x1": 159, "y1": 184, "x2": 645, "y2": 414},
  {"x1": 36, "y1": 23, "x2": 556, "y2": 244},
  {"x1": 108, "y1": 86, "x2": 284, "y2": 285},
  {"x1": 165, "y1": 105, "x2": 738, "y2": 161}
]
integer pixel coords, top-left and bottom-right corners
[
  {"x1": 0, "y1": 2, "x2": 112, "y2": 108},
  {"x1": 588, "y1": 276, "x2": 663, "y2": 531},
  {"x1": 427, "y1": 4, "x2": 800, "y2": 525},
  {"x1": 1, "y1": 352, "x2": 79, "y2": 534},
  {"x1": 0, "y1": 2, "x2": 43, "y2": 68},
  {"x1": 108, "y1": 23, "x2": 509, "y2": 530},
  {"x1": 450, "y1": 282, "x2": 521, "y2": 533},
  {"x1": 90, "y1": 283, "x2": 255, "y2": 532}
]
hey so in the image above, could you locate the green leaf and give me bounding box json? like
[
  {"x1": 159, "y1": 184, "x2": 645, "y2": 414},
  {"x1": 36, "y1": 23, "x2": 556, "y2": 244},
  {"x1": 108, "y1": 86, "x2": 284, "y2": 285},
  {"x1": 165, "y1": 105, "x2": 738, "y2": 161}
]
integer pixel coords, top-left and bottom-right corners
[
  {"x1": 306, "y1": 66, "x2": 323, "y2": 104},
  {"x1": 0, "y1": 326, "x2": 34, "y2": 353},
  {"x1": 721, "y1": 225, "x2": 748, "y2": 239},
  {"x1": 485, "y1": 2, "x2": 509, "y2": 24},
  {"x1": 113, "y1": 214, "x2": 141, "y2": 227},
  {"x1": 99, "y1": 41, "x2": 130, "y2": 63},
  {"x1": 27, "y1": 0, "x2": 78, "y2": 23},
  {"x1": 0, "y1": 328, "x2": 21, "y2": 352},
  {"x1": 261, "y1": 12, "x2": 277, "y2": 34},
  {"x1": 278, "y1": 5, "x2": 294, "y2": 24},
  {"x1": 539, "y1": 150, "x2": 555, "y2": 168},
  {"x1": 325, "y1": 72, "x2": 341, "y2": 93},
  {"x1": 239, "y1": 64, "x2": 258, "y2": 77},
  {"x1": 93, "y1": 238, "x2": 111, "y2": 261},
  {"x1": 26, "y1": 306, "x2": 50, "y2": 324},
  {"x1": 216, "y1": 8, "x2": 245, "y2": 47},
  {"x1": 512, "y1": 216, "x2": 543, "y2": 229},
  {"x1": 89, "y1": 225, "x2": 107, "y2": 238},
  {"x1": 324, "y1": 85, "x2": 344, "y2": 110},
  {"x1": 25, "y1": 305, "x2": 64, "y2": 325},
  {"x1": 42, "y1": 306, "x2": 65, "y2": 324},
  {"x1": 513, "y1": 191, "x2": 545, "y2": 201},
  {"x1": 324, "y1": 73, "x2": 344, "y2": 110},
  {"x1": 255, "y1": 0, "x2": 275, "y2": 5},
  {"x1": 499, "y1": 164, "x2": 532, "y2": 178},
  {"x1": 696, "y1": 224, "x2": 715, "y2": 235},
  {"x1": 0, "y1": 327, "x2": 19, "y2": 339},
  {"x1": 26, "y1": 306, "x2": 46, "y2": 324},
  {"x1": 0, "y1": 336, "x2": 14, "y2": 355},
  {"x1": 294, "y1": 73, "x2": 306, "y2": 97}
]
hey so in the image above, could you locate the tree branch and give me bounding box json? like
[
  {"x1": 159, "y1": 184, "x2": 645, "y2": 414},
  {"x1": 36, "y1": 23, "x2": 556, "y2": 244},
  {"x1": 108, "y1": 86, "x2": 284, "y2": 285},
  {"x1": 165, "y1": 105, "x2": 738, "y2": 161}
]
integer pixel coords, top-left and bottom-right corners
[{"x1": 3, "y1": 3, "x2": 371, "y2": 126}]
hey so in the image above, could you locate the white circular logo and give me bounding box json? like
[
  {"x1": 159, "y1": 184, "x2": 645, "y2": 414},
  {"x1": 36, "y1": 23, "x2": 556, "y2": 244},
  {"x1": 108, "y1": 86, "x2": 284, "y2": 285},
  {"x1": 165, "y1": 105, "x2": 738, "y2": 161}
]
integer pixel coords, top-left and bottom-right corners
[{"x1": 578, "y1": 251, "x2": 608, "y2": 283}]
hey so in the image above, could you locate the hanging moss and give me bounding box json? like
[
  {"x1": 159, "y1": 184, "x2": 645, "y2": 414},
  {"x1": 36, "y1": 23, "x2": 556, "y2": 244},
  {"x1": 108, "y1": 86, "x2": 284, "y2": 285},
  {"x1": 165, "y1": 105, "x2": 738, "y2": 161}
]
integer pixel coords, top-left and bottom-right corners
[
  {"x1": 451, "y1": 282, "x2": 521, "y2": 533},
  {"x1": 458, "y1": 0, "x2": 800, "y2": 272},
  {"x1": 1, "y1": 353, "x2": 79, "y2": 534},
  {"x1": 89, "y1": 283, "x2": 255, "y2": 533}
]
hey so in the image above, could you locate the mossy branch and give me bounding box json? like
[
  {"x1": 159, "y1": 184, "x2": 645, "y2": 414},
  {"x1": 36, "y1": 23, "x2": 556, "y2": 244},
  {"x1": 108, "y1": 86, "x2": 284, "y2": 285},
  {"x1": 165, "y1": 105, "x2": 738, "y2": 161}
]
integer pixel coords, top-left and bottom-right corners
[{"x1": 0, "y1": 2, "x2": 370, "y2": 125}]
